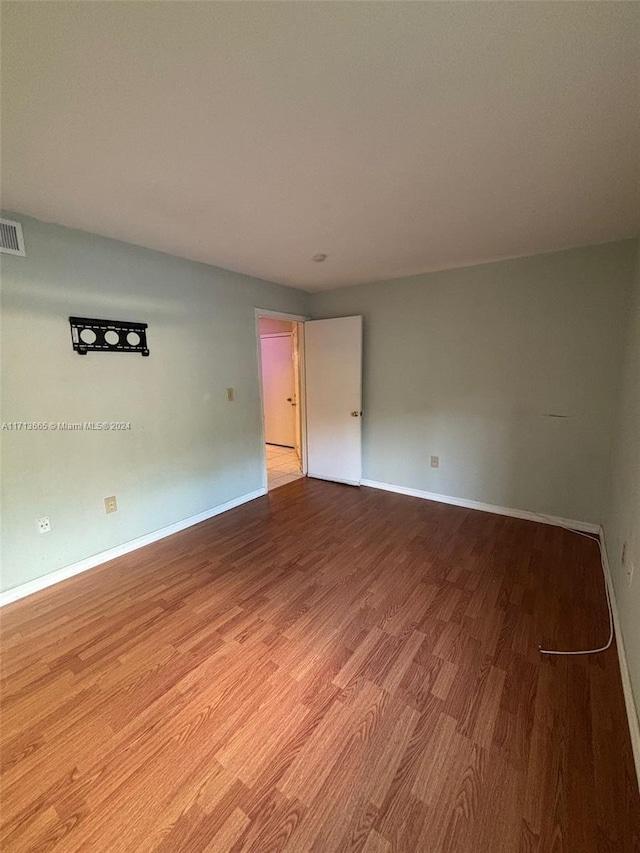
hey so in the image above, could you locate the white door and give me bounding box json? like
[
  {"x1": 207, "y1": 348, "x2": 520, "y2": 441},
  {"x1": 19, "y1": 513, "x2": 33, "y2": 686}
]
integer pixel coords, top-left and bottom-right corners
[
  {"x1": 291, "y1": 324, "x2": 303, "y2": 464},
  {"x1": 305, "y1": 316, "x2": 363, "y2": 485},
  {"x1": 261, "y1": 335, "x2": 296, "y2": 447}
]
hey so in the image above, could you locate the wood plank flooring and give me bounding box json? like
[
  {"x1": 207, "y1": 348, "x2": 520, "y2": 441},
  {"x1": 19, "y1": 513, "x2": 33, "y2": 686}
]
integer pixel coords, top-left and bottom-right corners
[{"x1": 1, "y1": 479, "x2": 639, "y2": 852}]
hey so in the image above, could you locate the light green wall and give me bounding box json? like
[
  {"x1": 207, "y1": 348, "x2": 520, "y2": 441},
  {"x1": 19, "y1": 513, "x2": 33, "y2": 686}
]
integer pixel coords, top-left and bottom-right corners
[
  {"x1": 2, "y1": 217, "x2": 636, "y2": 607},
  {"x1": 0, "y1": 213, "x2": 309, "y2": 592},
  {"x1": 605, "y1": 239, "x2": 640, "y2": 723},
  {"x1": 310, "y1": 241, "x2": 636, "y2": 524}
]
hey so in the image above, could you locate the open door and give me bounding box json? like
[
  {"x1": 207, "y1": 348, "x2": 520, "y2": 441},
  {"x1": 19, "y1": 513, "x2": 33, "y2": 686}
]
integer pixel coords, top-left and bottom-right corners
[
  {"x1": 291, "y1": 324, "x2": 303, "y2": 465},
  {"x1": 260, "y1": 335, "x2": 296, "y2": 447},
  {"x1": 305, "y1": 316, "x2": 363, "y2": 486}
]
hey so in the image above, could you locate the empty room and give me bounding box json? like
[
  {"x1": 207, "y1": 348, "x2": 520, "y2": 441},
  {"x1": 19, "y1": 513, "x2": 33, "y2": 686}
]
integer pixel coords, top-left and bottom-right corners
[{"x1": 1, "y1": 2, "x2": 639, "y2": 851}]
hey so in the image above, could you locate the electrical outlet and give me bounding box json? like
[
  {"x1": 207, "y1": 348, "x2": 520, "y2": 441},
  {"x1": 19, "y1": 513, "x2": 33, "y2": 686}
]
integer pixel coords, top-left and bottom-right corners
[
  {"x1": 104, "y1": 496, "x2": 118, "y2": 514},
  {"x1": 430, "y1": 456, "x2": 439, "y2": 468},
  {"x1": 36, "y1": 516, "x2": 51, "y2": 533},
  {"x1": 227, "y1": 388, "x2": 234, "y2": 402}
]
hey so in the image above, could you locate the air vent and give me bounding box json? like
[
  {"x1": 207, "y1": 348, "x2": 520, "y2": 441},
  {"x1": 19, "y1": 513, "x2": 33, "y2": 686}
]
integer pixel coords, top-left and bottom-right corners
[{"x1": 0, "y1": 218, "x2": 25, "y2": 256}]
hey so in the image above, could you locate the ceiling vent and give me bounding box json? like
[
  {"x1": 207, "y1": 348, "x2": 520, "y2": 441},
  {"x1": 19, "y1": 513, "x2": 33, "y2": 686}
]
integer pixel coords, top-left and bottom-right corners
[{"x1": 0, "y1": 218, "x2": 25, "y2": 256}]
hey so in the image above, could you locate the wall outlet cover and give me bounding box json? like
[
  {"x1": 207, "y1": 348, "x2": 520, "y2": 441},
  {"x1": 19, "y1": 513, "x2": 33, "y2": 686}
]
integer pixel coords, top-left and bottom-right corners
[
  {"x1": 37, "y1": 516, "x2": 51, "y2": 533},
  {"x1": 104, "y1": 496, "x2": 118, "y2": 514},
  {"x1": 430, "y1": 456, "x2": 439, "y2": 468}
]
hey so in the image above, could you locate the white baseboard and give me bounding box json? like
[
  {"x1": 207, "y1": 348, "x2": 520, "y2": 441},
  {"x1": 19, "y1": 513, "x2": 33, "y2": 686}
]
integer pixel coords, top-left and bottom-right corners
[
  {"x1": 0, "y1": 488, "x2": 267, "y2": 607},
  {"x1": 360, "y1": 479, "x2": 601, "y2": 534},
  {"x1": 599, "y1": 530, "x2": 640, "y2": 788}
]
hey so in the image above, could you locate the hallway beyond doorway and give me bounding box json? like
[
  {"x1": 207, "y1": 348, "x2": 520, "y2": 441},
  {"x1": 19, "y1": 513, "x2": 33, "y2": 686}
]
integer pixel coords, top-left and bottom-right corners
[{"x1": 266, "y1": 444, "x2": 303, "y2": 491}]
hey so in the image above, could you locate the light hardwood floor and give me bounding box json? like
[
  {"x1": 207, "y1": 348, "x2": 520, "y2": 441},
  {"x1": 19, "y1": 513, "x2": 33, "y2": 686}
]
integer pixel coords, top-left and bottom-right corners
[{"x1": 1, "y1": 479, "x2": 639, "y2": 852}]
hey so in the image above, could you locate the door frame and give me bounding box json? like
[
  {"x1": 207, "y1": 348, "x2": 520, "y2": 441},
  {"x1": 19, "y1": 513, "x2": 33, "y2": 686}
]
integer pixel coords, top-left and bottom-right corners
[{"x1": 254, "y1": 308, "x2": 309, "y2": 492}]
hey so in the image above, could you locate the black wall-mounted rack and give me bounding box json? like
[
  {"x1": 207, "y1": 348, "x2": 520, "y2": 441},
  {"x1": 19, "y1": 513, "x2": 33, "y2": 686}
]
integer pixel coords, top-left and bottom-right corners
[{"x1": 69, "y1": 316, "x2": 150, "y2": 356}]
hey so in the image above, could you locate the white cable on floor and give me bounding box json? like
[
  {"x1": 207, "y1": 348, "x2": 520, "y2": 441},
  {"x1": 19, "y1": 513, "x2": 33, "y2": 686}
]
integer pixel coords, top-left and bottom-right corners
[{"x1": 533, "y1": 515, "x2": 614, "y2": 656}]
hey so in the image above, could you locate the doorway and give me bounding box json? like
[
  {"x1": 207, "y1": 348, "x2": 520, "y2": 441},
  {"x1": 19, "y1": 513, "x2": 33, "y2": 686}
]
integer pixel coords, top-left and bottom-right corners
[
  {"x1": 257, "y1": 311, "x2": 306, "y2": 491},
  {"x1": 256, "y1": 309, "x2": 363, "y2": 492}
]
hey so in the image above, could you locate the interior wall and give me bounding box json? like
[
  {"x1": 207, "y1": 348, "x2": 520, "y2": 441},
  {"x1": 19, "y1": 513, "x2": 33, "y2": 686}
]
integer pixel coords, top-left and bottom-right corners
[
  {"x1": 604, "y1": 238, "x2": 640, "y2": 724},
  {"x1": 309, "y1": 240, "x2": 636, "y2": 524},
  {"x1": 0, "y1": 213, "x2": 309, "y2": 592}
]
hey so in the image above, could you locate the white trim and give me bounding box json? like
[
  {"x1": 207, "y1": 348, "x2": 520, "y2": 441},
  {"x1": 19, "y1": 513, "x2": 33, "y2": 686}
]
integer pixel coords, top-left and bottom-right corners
[
  {"x1": 0, "y1": 488, "x2": 266, "y2": 607},
  {"x1": 254, "y1": 307, "x2": 308, "y2": 322},
  {"x1": 599, "y1": 529, "x2": 640, "y2": 788},
  {"x1": 294, "y1": 321, "x2": 308, "y2": 477},
  {"x1": 360, "y1": 479, "x2": 601, "y2": 533}
]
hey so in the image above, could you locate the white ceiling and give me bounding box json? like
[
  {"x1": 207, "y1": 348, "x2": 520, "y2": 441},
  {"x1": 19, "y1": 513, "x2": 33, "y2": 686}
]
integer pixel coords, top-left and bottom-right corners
[{"x1": 2, "y1": 2, "x2": 639, "y2": 292}]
